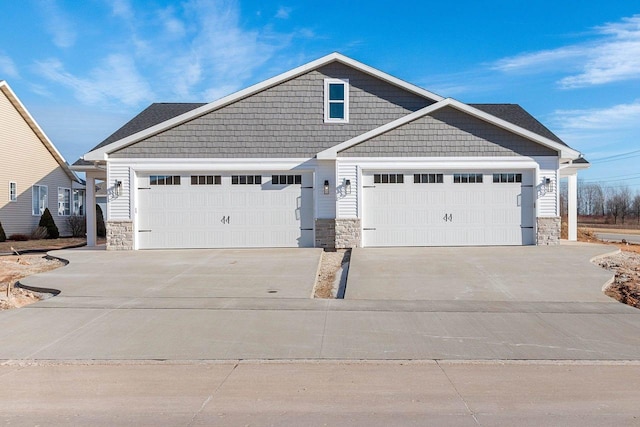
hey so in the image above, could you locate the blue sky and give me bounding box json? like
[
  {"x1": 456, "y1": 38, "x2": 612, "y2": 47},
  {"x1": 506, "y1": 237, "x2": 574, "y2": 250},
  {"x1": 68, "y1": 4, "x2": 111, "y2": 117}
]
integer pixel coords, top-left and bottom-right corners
[{"x1": 1, "y1": 1, "x2": 639, "y2": 188}]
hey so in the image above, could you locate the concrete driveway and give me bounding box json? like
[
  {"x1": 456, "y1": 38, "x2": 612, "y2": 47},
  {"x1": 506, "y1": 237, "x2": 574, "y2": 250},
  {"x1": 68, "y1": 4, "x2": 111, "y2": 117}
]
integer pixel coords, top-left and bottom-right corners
[
  {"x1": 23, "y1": 247, "x2": 322, "y2": 299},
  {"x1": 345, "y1": 243, "x2": 616, "y2": 301},
  {"x1": 1, "y1": 242, "x2": 640, "y2": 361}
]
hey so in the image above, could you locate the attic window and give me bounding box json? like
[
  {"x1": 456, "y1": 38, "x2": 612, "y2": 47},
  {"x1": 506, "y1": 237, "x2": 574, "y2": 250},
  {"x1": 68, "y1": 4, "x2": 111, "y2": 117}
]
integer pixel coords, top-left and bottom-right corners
[{"x1": 324, "y1": 79, "x2": 349, "y2": 123}]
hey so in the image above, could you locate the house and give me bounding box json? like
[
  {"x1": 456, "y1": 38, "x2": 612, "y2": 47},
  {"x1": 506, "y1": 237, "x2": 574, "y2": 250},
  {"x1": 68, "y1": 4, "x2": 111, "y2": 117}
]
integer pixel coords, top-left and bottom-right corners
[
  {"x1": 0, "y1": 80, "x2": 83, "y2": 237},
  {"x1": 73, "y1": 53, "x2": 587, "y2": 250}
]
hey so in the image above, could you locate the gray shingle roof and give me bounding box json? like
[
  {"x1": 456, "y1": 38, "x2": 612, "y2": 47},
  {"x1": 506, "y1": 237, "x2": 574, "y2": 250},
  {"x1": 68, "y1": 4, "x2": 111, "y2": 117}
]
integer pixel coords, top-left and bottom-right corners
[
  {"x1": 469, "y1": 104, "x2": 566, "y2": 146},
  {"x1": 73, "y1": 103, "x2": 205, "y2": 166}
]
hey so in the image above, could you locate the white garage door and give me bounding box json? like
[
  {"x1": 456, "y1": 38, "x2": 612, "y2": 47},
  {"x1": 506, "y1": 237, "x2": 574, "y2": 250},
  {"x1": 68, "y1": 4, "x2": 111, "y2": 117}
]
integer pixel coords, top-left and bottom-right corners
[
  {"x1": 137, "y1": 172, "x2": 314, "y2": 249},
  {"x1": 362, "y1": 171, "x2": 535, "y2": 246}
]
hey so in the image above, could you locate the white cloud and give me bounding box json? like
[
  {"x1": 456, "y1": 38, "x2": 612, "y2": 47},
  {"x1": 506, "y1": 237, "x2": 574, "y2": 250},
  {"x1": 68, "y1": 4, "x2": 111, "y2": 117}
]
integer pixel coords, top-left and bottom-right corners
[
  {"x1": 38, "y1": 0, "x2": 76, "y2": 48},
  {"x1": 35, "y1": 55, "x2": 154, "y2": 106},
  {"x1": 108, "y1": 0, "x2": 134, "y2": 21},
  {"x1": 275, "y1": 6, "x2": 291, "y2": 19},
  {"x1": 552, "y1": 101, "x2": 640, "y2": 130},
  {"x1": 0, "y1": 53, "x2": 18, "y2": 78},
  {"x1": 493, "y1": 14, "x2": 640, "y2": 88}
]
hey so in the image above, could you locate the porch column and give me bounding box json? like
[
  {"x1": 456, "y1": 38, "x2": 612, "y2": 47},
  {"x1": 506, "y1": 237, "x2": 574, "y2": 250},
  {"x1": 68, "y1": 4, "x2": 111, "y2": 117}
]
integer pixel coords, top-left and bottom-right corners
[
  {"x1": 567, "y1": 173, "x2": 578, "y2": 241},
  {"x1": 86, "y1": 173, "x2": 97, "y2": 247}
]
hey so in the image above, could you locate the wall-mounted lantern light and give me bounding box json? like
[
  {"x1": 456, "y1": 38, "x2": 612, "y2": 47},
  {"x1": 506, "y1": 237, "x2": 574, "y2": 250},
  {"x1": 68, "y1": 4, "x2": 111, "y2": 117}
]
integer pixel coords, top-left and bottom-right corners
[
  {"x1": 114, "y1": 180, "x2": 123, "y2": 197},
  {"x1": 544, "y1": 177, "x2": 552, "y2": 192},
  {"x1": 344, "y1": 179, "x2": 351, "y2": 195},
  {"x1": 323, "y1": 180, "x2": 330, "y2": 195}
]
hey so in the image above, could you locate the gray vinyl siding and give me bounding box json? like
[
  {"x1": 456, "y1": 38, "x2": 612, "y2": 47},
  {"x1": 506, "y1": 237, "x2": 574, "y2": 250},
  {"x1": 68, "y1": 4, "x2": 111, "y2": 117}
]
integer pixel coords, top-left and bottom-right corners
[
  {"x1": 110, "y1": 62, "x2": 432, "y2": 158},
  {"x1": 339, "y1": 107, "x2": 557, "y2": 157}
]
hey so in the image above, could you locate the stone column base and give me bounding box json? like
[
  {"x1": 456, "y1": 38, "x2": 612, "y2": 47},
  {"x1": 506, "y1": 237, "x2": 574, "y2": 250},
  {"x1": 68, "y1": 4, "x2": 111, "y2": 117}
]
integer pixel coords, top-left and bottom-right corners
[
  {"x1": 537, "y1": 217, "x2": 560, "y2": 245},
  {"x1": 106, "y1": 220, "x2": 134, "y2": 250},
  {"x1": 314, "y1": 218, "x2": 361, "y2": 250}
]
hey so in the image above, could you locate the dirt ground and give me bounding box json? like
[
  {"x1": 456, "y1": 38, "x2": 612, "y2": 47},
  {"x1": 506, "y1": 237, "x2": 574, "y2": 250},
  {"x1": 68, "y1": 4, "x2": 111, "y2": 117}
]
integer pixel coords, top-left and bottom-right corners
[
  {"x1": 597, "y1": 252, "x2": 640, "y2": 308},
  {"x1": 0, "y1": 255, "x2": 65, "y2": 310},
  {"x1": 314, "y1": 250, "x2": 351, "y2": 298}
]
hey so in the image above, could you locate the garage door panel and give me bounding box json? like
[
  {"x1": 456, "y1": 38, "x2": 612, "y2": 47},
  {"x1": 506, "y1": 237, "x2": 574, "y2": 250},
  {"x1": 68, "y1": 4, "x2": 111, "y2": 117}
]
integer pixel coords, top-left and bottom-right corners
[
  {"x1": 137, "y1": 172, "x2": 313, "y2": 249},
  {"x1": 363, "y1": 171, "x2": 535, "y2": 247}
]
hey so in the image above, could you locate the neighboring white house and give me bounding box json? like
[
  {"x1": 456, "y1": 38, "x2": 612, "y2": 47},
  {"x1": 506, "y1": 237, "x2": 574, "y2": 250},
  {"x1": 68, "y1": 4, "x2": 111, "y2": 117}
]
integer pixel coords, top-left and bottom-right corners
[
  {"x1": 0, "y1": 80, "x2": 83, "y2": 237},
  {"x1": 74, "y1": 53, "x2": 588, "y2": 250}
]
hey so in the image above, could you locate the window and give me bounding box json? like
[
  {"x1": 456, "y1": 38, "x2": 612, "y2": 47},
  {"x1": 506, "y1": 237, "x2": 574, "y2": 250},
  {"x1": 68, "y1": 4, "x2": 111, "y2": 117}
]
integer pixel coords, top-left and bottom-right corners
[
  {"x1": 191, "y1": 175, "x2": 221, "y2": 185},
  {"x1": 374, "y1": 174, "x2": 404, "y2": 184},
  {"x1": 453, "y1": 173, "x2": 483, "y2": 184},
  {"x1": 272, "y1": 175, "x2": 302, "y2": 185},
  {"x1": 73, "y1": 189, "x2": 85, "y2": 216},
  {"x1": 9, "y1": 181, "x2": 17, "y2": 202},
  {"x1": 58, "y1": 188, "x2": 71, "y2": 216},
  {"x1": 32, "y1": 185, "x2": 48, "y2": 215},
  {"x1": 414, "y1": 173, "x2": 444, "y2": 184},
  {"x1": 150, "y1": 175, "x2": 181, "y2": 185},
  {"x1": 231, "y1": 175, "x2": 262, "y2": 185},
  {"x1": 324, "y1": 79, "x2": 349, "y2": 123},
  {"x1": 493, "y1": 173, "x2": 522, "y2": 183}
]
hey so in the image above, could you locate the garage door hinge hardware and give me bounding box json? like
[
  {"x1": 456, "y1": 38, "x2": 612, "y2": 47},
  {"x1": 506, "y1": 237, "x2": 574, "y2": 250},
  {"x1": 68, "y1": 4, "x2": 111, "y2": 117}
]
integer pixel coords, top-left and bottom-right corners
[
  {"x1": 300, "y1": 228, "x2": 313, "y2": 231},
  {"x1": 303, "y1": 186, "x2": 313, "y2": 189},
  {"x1": 138, "y1": 229, "x2": 152, "y2": 232},
  {"x1": 521, "y1": 226, "x2": 534, "y2": 229},
  {"x1": 363, "y1": 228, "x2": 376, "y2": 231},
  {"x1": 443, "y1": 213, "x2": 453, "y2": 222},
  {"x1": 522, "y1": 185, "x2": 534, "y2": 188},
  {"x1": 138, "y1": 187, "x2": 151, "y2": 190},
  {"x1": 363, "y1": 185, "x2": 376, "y2": 188},
  {"x1": 221, "y1": 216, "x2": 230, "y2": 224}
]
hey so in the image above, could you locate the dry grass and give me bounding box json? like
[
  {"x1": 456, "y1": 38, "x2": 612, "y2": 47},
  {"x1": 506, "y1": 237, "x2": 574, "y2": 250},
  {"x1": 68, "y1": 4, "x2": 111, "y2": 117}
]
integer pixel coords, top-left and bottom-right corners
[{"x1": 0, "y1": 237, "x2": 88, "y2": 253}]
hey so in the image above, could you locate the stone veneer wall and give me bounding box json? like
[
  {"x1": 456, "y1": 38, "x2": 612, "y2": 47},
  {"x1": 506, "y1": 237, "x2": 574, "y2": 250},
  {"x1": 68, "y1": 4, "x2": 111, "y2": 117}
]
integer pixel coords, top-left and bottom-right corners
[
  {"x1": 335, "y1": 218, "x2": 361, "y2": 249},
  {"x1": 315, "y1": 219, "x2": 336, "y2": 250},
  {"x1": 314, "y1": 218, "x2": 362, "y2": 250},
  {"x1": 106, "y1": 220, "x2": 134, "y2": 250},
  {"x1": 536, "y1": 217, "x2": 560, "y2": 245}
]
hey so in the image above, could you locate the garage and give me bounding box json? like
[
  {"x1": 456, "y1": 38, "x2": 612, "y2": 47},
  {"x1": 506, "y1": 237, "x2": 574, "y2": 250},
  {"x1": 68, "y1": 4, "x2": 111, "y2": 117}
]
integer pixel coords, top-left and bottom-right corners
[
  {"x1": 136, "y1": 172, "x2": 314, "y2": 249},
  {"x1": 362, "y1": 171, "x2": 535, "y2": 247}
]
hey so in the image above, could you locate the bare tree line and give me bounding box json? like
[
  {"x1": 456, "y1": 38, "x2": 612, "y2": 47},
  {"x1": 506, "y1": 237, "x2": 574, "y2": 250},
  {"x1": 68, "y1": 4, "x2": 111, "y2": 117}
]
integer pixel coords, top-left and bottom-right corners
[{"x1": 560, "y1": 180, "x2": 640, "y2": 225}]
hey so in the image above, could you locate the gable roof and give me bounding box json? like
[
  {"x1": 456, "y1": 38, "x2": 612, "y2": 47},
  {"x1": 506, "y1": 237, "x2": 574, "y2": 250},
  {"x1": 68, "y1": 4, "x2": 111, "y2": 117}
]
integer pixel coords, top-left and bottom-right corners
[
  {"x1": 0, "y1": 80, "x2": 79, "y2": 182},
  {"x1": 82, "y1": 52, "x2": 444, "y2": 161},
  {"x1": 317, "y1": 98, "x2": 580, "y2": 160}
]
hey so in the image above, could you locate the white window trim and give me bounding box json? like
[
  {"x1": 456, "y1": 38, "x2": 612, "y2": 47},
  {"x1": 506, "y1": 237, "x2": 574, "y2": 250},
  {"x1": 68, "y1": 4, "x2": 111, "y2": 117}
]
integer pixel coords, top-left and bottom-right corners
[
  {"x1": 58, "y1": 187, "x2": 71, "y2": 217},
  {"x1": 9, "y1": 181, "x2": 17, "y2": 202},
  {"x1": 324, "y1": 78, "x2": 349, "y2": 123},
  {"x1": 32, "y1": 184, "x2": 48, "y2": 216},
  {"x1": 73, "y1": 189, "x2": 85, "y2": 216}
]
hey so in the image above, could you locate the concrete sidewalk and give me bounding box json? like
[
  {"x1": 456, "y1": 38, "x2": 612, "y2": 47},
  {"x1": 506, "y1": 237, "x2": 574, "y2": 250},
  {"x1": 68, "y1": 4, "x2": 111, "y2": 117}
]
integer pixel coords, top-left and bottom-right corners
[
  {"x1": 1, "y1": 361, "x2": 639, "y2": 426},
  {"x1": 1, "y1": 244, "x2": 639, "y2": 361}
]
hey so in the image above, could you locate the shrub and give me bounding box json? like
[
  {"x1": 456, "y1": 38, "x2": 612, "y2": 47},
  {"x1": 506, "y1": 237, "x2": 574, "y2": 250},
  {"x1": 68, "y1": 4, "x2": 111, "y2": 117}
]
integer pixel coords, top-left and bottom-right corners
[
  {"x1": 96, "y1": 205, "x2": 106, "y2": 238},
  {"x1": 0, "y1": 220, "x2": 6, "y2": 242},
  {"x1": 67, "y1": 215, "x2": 86, "y2": 238},
  {"x1": 38, "y1": 208, "x2": 59, "y2": 239},
  {"x1": 8, "y1": 234, "x2": 29, "y2": 241},
  {"x1": 31, "y1": 226, "x2": 49, "y2": 240}
]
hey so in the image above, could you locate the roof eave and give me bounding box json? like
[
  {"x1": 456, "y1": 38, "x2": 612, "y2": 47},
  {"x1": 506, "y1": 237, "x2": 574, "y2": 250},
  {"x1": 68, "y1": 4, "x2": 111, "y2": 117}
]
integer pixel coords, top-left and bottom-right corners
[{"x1": 0, "y1": 81, "x2": 81, "y2": 183}]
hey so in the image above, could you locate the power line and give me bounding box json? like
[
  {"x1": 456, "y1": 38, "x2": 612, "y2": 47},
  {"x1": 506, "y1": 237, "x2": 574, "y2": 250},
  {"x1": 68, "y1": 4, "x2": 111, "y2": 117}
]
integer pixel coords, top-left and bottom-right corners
[
  {"x1": 581, "y1": 173, "x2": 640, "y2": 183},
  {"x1": 590, "y1": 150, "x2": 640, "y2": 164}
]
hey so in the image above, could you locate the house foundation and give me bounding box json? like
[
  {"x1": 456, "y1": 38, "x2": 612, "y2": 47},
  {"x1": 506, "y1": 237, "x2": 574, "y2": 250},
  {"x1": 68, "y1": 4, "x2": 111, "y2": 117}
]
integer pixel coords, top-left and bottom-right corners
[
  {"x1": 536, "y1": 216, "x2": 561, "y2": 245},
  {"x1": 106, "y1": 220, "x2": 134, "y2": 250}
]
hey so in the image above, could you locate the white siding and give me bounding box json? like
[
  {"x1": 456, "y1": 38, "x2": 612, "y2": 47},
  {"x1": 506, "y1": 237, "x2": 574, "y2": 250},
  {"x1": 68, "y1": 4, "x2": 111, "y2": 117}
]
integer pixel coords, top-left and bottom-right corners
[
  {"x1": 316, "y1": 160, "x2": 336, "y2": 218},
  {"x1": 534, "y1": 156, "x2": 559, "y2": 217},
  {"x1": 107, "y1": 163, "x2": 131, "y2": 220},
  {"x1": 336, "y1": 162, "x2": 358, "y2": 218}
]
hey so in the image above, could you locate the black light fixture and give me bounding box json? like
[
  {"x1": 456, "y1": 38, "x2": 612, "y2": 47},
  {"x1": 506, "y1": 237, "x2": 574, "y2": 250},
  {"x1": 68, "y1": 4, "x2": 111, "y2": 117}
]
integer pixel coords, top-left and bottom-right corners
[
  {"x1": 344, "y1": 179, "x2": 351, "y2": 194},
  {"x1": 323, "y1": 180, "x2": 330, "y2": 195},
  {"x1": 544, "y1": 177, "x2": 552, "y2": 192},
  {"x1": 114, "y1": 180, "x2": 122, "y2": 197}
]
